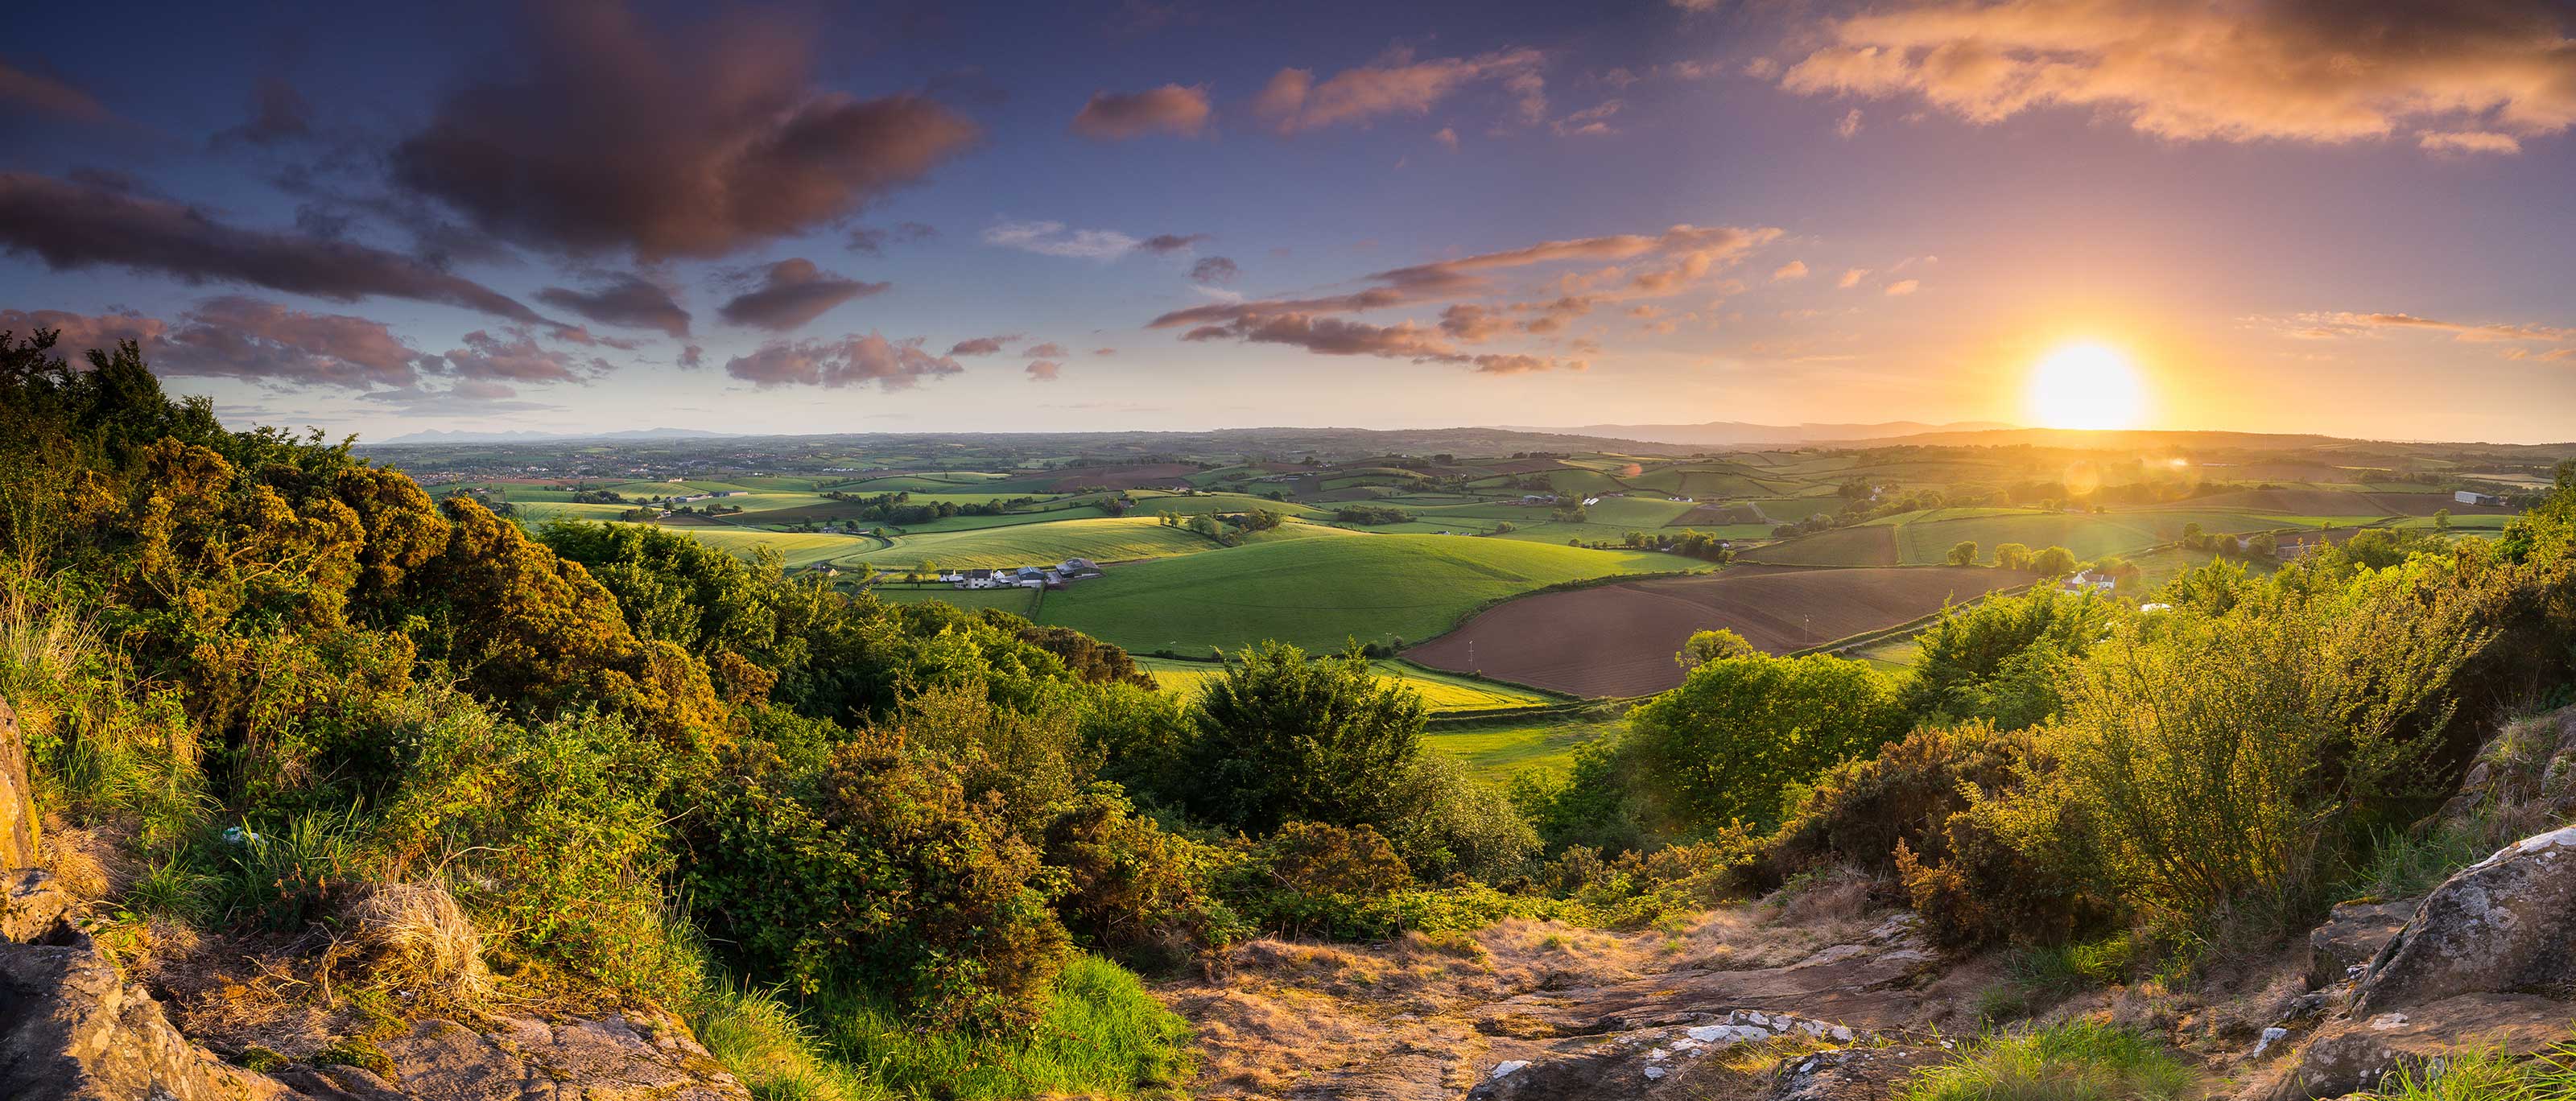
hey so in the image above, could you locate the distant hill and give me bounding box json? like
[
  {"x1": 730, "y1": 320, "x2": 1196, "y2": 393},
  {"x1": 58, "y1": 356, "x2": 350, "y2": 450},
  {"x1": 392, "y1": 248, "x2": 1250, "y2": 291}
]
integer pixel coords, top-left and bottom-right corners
[
  {"x1": 1497, "y1": 420, "x2": 2018, "y2": 447},
  {"x1": 374, "y1": 427, "x2": 733, "y2": 446}
]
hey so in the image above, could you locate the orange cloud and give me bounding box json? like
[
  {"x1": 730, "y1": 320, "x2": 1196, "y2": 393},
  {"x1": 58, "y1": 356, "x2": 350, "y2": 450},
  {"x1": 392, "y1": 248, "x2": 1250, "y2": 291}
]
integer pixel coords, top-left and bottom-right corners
[
  {"x1": 1071, "y1": 85, "x2": 1213, "y2": 140},
  {"x1": 1254, "y1": 47, "x2": 1544, "y2": 134},
  {"x1": 1780, "y1": 0, "x2": 2576, "y2": 151}
]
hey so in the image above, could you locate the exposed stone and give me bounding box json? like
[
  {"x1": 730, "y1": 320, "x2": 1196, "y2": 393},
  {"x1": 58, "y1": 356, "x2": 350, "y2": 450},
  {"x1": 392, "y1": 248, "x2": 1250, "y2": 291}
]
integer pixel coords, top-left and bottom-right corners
[
  {"x1": 1766, "y1": 1045, "x2": 1951, "y2": 1101},
  {"x1": 1469, "y1": 913, "x2": 1934, "y2": 1041},
  {"x1": 2438, "y1": 706, "x2": 2576, "y2": 827},
  {"x1": 2258, "y1": 994, "x2": 2574, "y2": 1101},
  {"x1": 2355, "y1": 827, "x2": 2576, "y2": 1014},
  {"x1": 2306, "y1": 897, "x2": 2417, "y2": 991},
  {"x1": 0, "y1": 868, "x2": 71, "y2": 944},
  {"x1": 0, "y1": 929, "x2": 289, "y2": 1101},
  {"x1": 1468, "y1": 1008, "x2": 1878, "y2": 1100},
  {"x1": 1, "y1": 695, "x2": 35, "y2": 872}
]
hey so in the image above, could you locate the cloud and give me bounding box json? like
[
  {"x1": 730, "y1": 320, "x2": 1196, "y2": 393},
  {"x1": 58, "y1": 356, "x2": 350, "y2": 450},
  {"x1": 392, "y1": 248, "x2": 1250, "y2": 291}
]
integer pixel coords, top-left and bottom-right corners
[
  {"x1": 441, "y1": 328, "x2": 611, "y2": 384},
  {"x1": 947, "y1": 335, "x2": 1018, "y2": 356},
  {"x1": 1836, "y1": 108, "x2": 1863, "y2": 138},
  {"x1": 679, "y1": 344, "x2": 704, "y2": 369},
  {"x1": 3, "y1": 299, "x2": 439, "y2": 391},
  {"x1": 1772, "y1": 260, "x2": 1810, "y2": 281},
  {"x1": 1026, "y1": 359, "x2": 1063, "y2": 381},
  {"x1": 1253, "y1": 47, "x2": 1546, "y2": 134},
  {"x1": 361, "y1": 377, "x2": 563, "y2": 414},
  {"x1": 390, "y1": 0, "x2": 978, "y2": 259},
  {"x1": 1885, "y1": 279, "x2": 1920, "y2": 295},
  {"x1": 1553, "y1": 101, "x2": 1622, "y2": 137},
  {"x1": 1023, "y1": 342, "x2": 1070, "y2": 358},
  {"x1": 1182, "y1": 311, "x2": 1583, "y2": 374},
  {"x1": 213, "y1": 77, "x2": 313, "y2": 147},
  {"x1": 848, "y1": 221, "x2": 936, "y2": 254},
  {"x1": 1191, "y1": 255, "x2": 1240, "y2": 284},
  {"x1": 1071, "y1": 85, "x2": 1213, "y2": 139},
  {"x1": 1433, "y1": 126, "x2": 1460, "y2": 149},
  {"x1": 1838, "y1": 267, "x2": 1869, "y2": 288},
  {"x1": 1092, "y1": 347, "x2": 1116, "y2": 356},
  {"x1": 716, "y1": 258, "x2": 889, "y2": 332},
  {"x1": 0, "y1": 62, "x2": 117, "y2": 125},
  {"x1": 1777, "y1": 0, "x2": 2576, "y2": 151},
  {"x1": 537, "y1": 274, "x2": 691, "y2": 336},
  {"x1": 2281, "y1": 310, "x2": 2575, "y2": 346},
  {"x1": 2420, "y1": 130, "x2": 2523, "y2": 154},
  {"x1": 983, "y1": 220, "x2": 1141, "y2": 259},
  {"x1": 724, "y1": 332, "x2": 966, "y2": 390},
  {"x1": 0, "y1": 172, "x2": 552, "y2": 325},
  {"x1": 1139, "y1": 233, "x2": 1210, "y2": 254}
]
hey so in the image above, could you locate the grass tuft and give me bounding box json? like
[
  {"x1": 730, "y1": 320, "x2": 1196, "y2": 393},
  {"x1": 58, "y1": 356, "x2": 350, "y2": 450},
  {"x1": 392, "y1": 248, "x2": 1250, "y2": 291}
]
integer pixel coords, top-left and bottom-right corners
[{"x1": 1903, "y1": 1021, "x2": 2190, "y2": 1101}]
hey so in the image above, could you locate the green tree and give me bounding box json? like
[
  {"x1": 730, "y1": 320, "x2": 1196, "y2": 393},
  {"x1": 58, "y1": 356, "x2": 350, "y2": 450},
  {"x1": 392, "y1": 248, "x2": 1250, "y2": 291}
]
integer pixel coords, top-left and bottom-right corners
[
  {"x1": 2030, "y1": 545, "x2": 2078, "y2": 577},
  {"x1": 1901, "y1": 588, "x2": 2113, "y2": 729},
  {"x1": 1184, "y1": 641, "x2": 1429, "y2": 833},
  {"x1": 1678, "y1": 628, "x2": 1758, "y2": 670},
  {"x1": 1994, "y1": 542, "x2": 2035, "y2": 571},
  {"x1": 1624, "y1": 653, "x2": 1906, "y2": 833},
  {"x1": 1946, "y1": 540, "x2": 1980, "y2": 567},
  {"x1": 2432, "y1": 508, "x2": 2450, "y2": 530}
]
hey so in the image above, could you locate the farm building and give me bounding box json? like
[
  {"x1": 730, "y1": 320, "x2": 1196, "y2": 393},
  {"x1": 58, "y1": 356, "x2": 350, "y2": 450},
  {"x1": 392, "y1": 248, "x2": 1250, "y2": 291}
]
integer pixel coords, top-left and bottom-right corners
[
  {"x1": 2062, "y1": 569, "x2": 2117, "y2": 593},
  {"x1": 1520, "y1": 493, "x2": 1560, "y2": 505},
  {"x1": 2454, "y1": 489, "x2": 2505, "y2": 506}
]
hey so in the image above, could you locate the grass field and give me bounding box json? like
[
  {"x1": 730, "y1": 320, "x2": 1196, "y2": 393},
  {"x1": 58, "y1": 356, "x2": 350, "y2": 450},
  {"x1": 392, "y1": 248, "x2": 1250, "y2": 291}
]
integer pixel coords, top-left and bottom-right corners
[
  {"x1": 636, "y1": 526, "x2": 873, "y2": 568},
  {"x1": 1038, "y1": 534, "x2": 1694, "y2": 654},
  {"x1": 869, "y1": 584, "x2": 1042, "y2": 615},
  {"x1": 852, "y1": 516, "x2": 1227, "y2": 569},
  {"x1": 1423, "y1": 710, "x2": 1626, "y2": 781},
  {"x1": 1132, "y1": 657, "x2": 1556, "y2": 713}
]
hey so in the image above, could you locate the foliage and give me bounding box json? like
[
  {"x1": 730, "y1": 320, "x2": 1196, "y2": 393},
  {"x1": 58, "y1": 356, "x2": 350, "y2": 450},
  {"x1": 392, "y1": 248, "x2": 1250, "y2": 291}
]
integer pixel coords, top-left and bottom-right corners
[
  {"x1": 1677, "y1": 628, "x2": 1757, "y2": 670},
  {"x1": 1901, "y1": 1022, "x2": 2190, "y2": 1101},
  {"x1": 1901, "y1": 588, "x2": 2116, "y2": 730},
  {"x1": 1183, "y1": 641, "x2": 1428, "y2": 834},
  {"x1": 1622, "y1": 652, "x2": 1907, "y2": 833}
]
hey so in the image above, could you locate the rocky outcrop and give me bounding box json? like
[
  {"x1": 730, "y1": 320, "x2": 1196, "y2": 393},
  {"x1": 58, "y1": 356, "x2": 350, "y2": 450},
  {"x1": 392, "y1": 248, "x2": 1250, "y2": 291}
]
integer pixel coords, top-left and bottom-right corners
[
  {"x1": 2258, "y1": 826, "x2": 2576, "y2": 1100},
  {"x1": 1469, "y1": 914, "x2": 1937, "y2": 1043},
  {"x1": 2305, "y1": 897, "x2": 2417, "y2": 992},
  {"x1": 0, "y1": 929, "x2": 290, "y2": 1101},
  {"x1": 2438, "y1": 707, "x2": 2576, "y2": 827},
  {"x1": 262, "y1": 1013, "x2": 747, "y2": 1101},
  {"x1": 1470, "y1": 1009, "x2": 1881, "y2": 1100},
  {"x1": 2354, "y1": 826, "x2": 2576, "y2": 1014}
]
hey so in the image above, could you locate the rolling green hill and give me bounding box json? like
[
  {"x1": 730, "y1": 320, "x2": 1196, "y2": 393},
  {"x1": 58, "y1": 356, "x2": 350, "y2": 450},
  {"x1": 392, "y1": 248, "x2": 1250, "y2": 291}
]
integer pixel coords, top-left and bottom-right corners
[{"x1": 1038, "y1": 534, "x2": 1694, "y2": 653}]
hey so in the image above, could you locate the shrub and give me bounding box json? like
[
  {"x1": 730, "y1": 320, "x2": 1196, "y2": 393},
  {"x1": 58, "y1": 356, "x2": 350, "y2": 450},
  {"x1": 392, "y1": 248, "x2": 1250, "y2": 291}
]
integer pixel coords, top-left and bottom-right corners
[
  {"x1": 1184, "y1": 641, "x2": 1427, "y2": 834},
  {"x1": 1381, "y1": 754, "x2": 1542, "y2": 883},
  {"x1": 1042, "y1": 784, "x2": 1245, "y2": 965},
  {"x1": 1623, "y1": 653, "x2": 1906, "y2": 834},
  {"x1": 1901, "y1": 588, "x2": 2115, "y2": 730},
  {"x1": 687, "y1": 734, "x2": 1070, "y2": 1031}
]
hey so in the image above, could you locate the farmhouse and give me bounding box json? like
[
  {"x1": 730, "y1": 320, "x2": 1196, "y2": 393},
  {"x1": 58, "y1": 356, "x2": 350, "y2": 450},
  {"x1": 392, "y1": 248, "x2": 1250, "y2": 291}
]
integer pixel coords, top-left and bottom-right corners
[
  {"x1": 2454, "y1": 489, "x2": 2505, "y2": 506},
  {"x1": 1520, "y1": 493, "x2": 1559, "y2": 505},
  {"x1": 2062, "y1": 568, "x2": 2117, "y2": 594}
]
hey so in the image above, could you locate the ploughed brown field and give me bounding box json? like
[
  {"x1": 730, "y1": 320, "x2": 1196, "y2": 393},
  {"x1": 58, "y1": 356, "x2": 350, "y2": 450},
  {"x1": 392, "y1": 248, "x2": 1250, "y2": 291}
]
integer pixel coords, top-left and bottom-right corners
[{"x1": 1405, "y1": 564, "x2": 2025, "y2": 698}]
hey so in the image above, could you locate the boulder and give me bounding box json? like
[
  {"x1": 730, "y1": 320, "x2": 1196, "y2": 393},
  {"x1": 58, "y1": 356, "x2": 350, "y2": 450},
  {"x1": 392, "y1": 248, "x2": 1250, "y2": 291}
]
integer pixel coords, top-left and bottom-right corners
[
  {"x1": 0, "y1": 868, "x2": 70, "y2": 943},
  {"x1": 2, "y1": 695, "x2": 35, "y2": 872},
  {"x1": 2354, "y1": 827, "x2": 2576, "y2": 1015},
  {"x1": 2259, "y1": 994, "x2": 2574, "y2": 1101},
  {"x1": 0, "y1": 929, "x2": 289, "y2": 1101},
  {"x1": 2305, "y1": 898, "x2": 2417, "y2": 991}
]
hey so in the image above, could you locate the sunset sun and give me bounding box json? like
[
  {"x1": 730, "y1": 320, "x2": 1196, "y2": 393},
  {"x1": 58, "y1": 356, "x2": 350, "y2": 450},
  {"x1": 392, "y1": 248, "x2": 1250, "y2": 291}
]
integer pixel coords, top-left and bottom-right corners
[{"x1": 2026, "y1": 341, "x2": 2149, "y2": 431}]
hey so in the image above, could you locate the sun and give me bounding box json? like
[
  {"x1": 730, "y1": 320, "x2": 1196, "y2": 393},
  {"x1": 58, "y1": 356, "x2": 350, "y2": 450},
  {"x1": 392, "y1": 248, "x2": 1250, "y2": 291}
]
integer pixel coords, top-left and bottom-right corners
[{"x1": 2025, "y1": 341, "x2": 2148, "y2": 431}]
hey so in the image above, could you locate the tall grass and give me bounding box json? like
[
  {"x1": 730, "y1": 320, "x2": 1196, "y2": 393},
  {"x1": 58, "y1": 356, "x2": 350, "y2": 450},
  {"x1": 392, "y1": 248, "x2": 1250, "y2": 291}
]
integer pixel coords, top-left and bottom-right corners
[
  {"x1": 2368, "y1": 1045, "x2": 2576, "y2": 1100},
  {"x1": 810, "y1": 955, "x2": 1194, "y2": 1099},
  {"x1": 1903, "y1": 1021, "x2": 2191, "y2": 1101}
]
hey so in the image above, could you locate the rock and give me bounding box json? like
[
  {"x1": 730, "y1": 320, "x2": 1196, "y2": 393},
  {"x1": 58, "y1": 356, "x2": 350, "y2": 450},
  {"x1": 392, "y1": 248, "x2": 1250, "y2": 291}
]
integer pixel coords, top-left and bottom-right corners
[
  {"x1": 1, "y1": 926, "x2": 749, "y2": 1101},
  {"x1": 2, "y1": 696, "x2": 35, "y2": 872},
  {"x1": 2306, "y1": 897, "x2": 2417, "y2": 991},
  {"x1": 2438, "y1": 706, "x2": 2576, "y2": 827},
  {"x1": 1766, "y1": 1046, "x2": 1949, "y2": 1101},
  {"x1": 2355, "y1": 827, "x2": 2576, "y2": 1015},
  {"x1": 1468, "y1": 914, "x2": 1935, "y2": 1041},
  {"x1": 1468, "y1": 1008, "x2": 1872, "y2": 1100},
  {"x1": 0, "y1": 868, "x2": 71, "y2": 944},
  {"x1": 2259, "y1": 993, "x2": 2574, "y2": 1101},
  {"x1": 0, "y1": 928, "x2": 289, "y2": 1101}
]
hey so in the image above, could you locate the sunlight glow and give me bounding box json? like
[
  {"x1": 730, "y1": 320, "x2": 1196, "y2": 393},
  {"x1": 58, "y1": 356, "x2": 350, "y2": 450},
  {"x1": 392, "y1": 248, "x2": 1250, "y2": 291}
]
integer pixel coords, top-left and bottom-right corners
[{"x1": 2026, "y1": 342, "x2": 2148, "y2": 431}]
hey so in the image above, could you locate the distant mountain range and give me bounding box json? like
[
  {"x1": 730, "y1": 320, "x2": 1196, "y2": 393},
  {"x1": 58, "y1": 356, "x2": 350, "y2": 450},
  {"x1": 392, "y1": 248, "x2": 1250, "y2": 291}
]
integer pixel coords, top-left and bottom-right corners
[
  {"x1": 373, "y1": 427, "x2": 734, "y2": 446},
  {"x1": 1495, "y1": 420, "x2": 2020, "y2": 447}
]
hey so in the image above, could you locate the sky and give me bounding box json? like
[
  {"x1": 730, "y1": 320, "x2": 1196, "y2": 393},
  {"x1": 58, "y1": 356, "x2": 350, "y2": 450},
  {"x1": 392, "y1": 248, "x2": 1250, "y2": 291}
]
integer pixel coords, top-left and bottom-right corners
[{"x1": 2, "y1": 0, "x2": 2573, "y2": 444}]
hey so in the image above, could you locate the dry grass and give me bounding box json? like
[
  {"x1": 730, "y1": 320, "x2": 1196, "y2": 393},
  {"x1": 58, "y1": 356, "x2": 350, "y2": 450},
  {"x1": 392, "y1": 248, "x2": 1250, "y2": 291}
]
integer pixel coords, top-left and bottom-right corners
[{"x1": 337, "y1": 880, "x2": 493, "y2": 1012}]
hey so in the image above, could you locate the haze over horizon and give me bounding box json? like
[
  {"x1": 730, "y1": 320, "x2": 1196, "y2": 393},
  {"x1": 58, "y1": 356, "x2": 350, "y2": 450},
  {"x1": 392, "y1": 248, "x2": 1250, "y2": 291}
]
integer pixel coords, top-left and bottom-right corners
[{"x1": 5, "y1": 0, "x2": 2573, "y2": 443}]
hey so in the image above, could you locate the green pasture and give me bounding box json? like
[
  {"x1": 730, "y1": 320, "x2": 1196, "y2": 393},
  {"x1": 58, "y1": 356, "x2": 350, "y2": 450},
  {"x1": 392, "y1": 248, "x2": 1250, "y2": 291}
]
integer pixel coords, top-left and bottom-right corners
[
  {"x1": 1132, "y1": 657, "x2": 1554, "y2": 714},
  {"x1": 1422, "y1": 711, "x2": 1627, "y2": 781},
  {"x1": 1038, "y1": 534, "x2": 1695, "y2": 654}
]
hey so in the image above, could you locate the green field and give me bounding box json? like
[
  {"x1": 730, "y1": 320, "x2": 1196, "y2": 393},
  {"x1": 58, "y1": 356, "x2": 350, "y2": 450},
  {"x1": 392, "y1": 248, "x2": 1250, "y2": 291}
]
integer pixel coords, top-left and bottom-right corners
[
  {"x1": 853, "y1": 516, "x2": 1227, "y2": 569},
  {"x1": 634, "y1": 526, "x2": 873, "y2": 567},
  {"x1": 1038, "y1": 534, "x2": 1695, "y2": 654},
  {"x1": 869, "y1": 584, "x2": 1042, "y2": 615},
  {"x1": 1133, "y1": 657, "x2": 1555, "y2": 713},
  {"x1": 1422, "y1": 710, "x2": 1627, "y2": 781}
]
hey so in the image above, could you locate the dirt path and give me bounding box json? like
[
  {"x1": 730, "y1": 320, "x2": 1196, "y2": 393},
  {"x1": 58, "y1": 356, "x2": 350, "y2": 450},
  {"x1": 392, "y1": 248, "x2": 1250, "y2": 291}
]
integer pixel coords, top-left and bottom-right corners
[{"x1": 1156, "y1": 892, "x2": 1993, "y2": 1101}]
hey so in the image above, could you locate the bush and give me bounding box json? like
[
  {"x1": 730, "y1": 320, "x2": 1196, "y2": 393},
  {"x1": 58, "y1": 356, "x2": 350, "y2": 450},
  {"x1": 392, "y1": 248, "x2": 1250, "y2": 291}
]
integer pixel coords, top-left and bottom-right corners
[
  {"x1": 1623, "y1": 653, "x2": 1906, "y2": 834},
  {"x1": 1381, "y1": 754, "x2": 1542, "y2": 883},
  {"x1": 1041, "y1": 784, "x2": 1245, "y2": 966},
  {"x1": 1901, "y1": 588, "x2": 2115, "y2": 730},
  {"x1": 686, "y1": 734, "x2": 1070, "y2": 1031},
  {"x1": 1184, "y1": 641, "x2": 1427, "y2": 834}
]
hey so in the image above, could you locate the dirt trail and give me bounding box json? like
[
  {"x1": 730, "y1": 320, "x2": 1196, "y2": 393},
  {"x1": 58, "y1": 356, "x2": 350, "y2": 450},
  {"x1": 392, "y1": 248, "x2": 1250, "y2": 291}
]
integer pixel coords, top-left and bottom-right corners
[{"x1": 1157, "y1": 892, "x2": 1991, "y2": 1101}]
